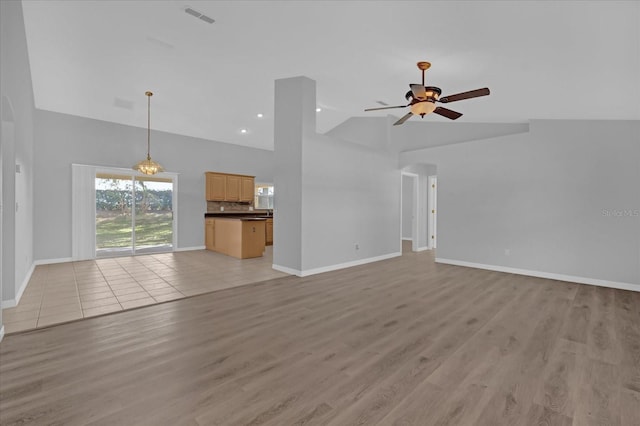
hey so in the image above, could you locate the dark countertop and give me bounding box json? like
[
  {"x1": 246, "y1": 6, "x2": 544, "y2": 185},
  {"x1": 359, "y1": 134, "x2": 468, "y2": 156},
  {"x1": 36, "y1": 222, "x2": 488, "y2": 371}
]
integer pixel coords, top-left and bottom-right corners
[
  {"x1": 213, "y1": 217, "x2": 266, "y2": 222},
  {"x1": 205, "y1": 211, "x2": 273, "y2": 218}
]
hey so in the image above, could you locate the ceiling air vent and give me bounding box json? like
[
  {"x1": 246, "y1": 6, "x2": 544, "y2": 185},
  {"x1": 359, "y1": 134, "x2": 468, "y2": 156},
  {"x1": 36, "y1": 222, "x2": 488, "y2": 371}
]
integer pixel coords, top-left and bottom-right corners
[
  {"x1": 184, "y1": 7, "x2": 215, "y2": 24},
  {"x1": 199, "y1": 15, "x2": 215, "y2": 24}
]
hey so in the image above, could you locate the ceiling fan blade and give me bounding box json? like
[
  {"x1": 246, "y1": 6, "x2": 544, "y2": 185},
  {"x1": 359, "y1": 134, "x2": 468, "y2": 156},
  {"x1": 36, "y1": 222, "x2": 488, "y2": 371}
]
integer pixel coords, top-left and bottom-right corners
[
  {"x1": 433, "y1": 107, "x2": 463, "y2": 120},
  {"x1": 410, "y1": 84, "x2": 427, "y2": 100},
  {"x1": 439, "y1": 87, "x2": 490, "y2": 103},
  {"x1": 393, "y1": 112, "x2": 413, "y2": 126},
  {"x1": 364, "y1": 105, "x2": 408, "y2": 111}
]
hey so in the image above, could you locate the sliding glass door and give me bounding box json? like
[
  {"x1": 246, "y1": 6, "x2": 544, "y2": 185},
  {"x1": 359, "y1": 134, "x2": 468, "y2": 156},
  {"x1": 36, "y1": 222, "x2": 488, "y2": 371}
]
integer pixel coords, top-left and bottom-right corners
[
  {"x1": 134, "y1": 177, "x2": 173, "y2": 254},
  {"x1": 95, "y1": 173, "x2": 174, "y2": 257}
]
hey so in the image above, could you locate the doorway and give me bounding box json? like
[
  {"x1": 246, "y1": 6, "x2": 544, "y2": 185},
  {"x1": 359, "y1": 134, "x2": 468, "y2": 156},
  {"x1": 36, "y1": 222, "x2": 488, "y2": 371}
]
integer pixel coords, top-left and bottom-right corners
[
  {"x1": 95, "y1": 172, "x2": 175, "y2": 257},
  {"x1": 401, "y1": 172, "x2": 419, "y2": 252}
]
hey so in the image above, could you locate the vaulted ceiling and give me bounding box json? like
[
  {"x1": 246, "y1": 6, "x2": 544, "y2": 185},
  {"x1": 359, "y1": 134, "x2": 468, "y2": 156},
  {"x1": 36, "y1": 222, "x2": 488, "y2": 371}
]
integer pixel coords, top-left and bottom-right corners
[{"x1": 22, "y1": 1, "x2": 640, "y2": 150}]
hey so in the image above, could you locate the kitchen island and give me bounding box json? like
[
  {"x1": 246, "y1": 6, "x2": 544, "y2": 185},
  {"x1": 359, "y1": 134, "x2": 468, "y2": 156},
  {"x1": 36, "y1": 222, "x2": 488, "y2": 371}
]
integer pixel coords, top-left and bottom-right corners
[{"x1": 205, "y1": 217, "x2": 266, "y2": 259}]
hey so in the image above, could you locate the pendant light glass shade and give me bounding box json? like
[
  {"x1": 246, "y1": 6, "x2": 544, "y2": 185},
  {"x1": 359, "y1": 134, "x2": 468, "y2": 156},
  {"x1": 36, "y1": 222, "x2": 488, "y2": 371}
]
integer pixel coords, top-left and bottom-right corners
[
  {"x1": 133, "y1": 157, "x2": 164, "y2": 175},
  {"x1": 133, "y1": 91, "x2": 164, "y2": 175}
]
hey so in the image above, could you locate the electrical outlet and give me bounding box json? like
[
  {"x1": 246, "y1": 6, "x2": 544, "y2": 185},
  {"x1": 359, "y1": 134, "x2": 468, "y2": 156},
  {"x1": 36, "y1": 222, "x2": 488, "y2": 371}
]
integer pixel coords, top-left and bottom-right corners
[
  {"x1": 504, "y1": 248, "x2": 510, "y2": 256},
  {"x1": 220, "y1": 206, "x2": 224, "y2": 211}
]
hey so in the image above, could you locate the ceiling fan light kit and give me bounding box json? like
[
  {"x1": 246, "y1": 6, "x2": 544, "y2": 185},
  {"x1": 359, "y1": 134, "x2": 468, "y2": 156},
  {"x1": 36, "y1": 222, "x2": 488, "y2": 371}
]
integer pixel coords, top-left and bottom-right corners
[
  {"x1": 133, "y1": 91, "x2": 164, "y2": 175},
  {"x1": 364, "y1": 61, "x2": 490, "y2": 125},
  {"x1": 410, "y1": 101, "x2": 436, "y2": 116}
]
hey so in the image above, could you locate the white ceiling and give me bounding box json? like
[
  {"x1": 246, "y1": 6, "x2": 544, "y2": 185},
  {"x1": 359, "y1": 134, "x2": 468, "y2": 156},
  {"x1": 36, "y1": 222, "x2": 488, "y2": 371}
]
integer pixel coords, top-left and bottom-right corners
[{"x1": 22, "y1": 0, "x2": 640, "y2": 151}]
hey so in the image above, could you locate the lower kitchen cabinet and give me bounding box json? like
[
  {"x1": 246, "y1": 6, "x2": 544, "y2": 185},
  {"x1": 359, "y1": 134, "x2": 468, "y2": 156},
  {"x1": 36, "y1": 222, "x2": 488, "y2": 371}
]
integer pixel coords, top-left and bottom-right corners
[
  {"x1": 205, "y1": 218, "x2": 265, "y2": 259},
  {"x1": 265, "y1": 218, "x2": 273, "y2": 246},
  {"x1": 205, "y1": 218, "x2": 215, "y2": 250}
]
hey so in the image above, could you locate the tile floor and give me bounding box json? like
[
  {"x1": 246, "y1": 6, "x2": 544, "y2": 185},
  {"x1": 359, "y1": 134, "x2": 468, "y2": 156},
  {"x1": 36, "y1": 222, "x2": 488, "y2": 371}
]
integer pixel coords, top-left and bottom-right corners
[{"x1": 2, "y1": 247, "x2": 287, "y2": 334}]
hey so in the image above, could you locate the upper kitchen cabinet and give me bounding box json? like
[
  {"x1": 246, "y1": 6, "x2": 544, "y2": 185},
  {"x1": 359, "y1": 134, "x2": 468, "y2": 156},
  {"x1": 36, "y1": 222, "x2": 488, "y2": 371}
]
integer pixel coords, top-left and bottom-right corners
[
  {"x1": 205, "y1": 172, "x2": 255, "y2": 203},
  {"x1": 226, "y1": 175, "x2": 241, "y2": 201},
  {"x1": 240, "y1": 177, "x2": 255, "y2": 202},
  {"x1": 206, "y1": 173, "x2": 226, "y2": 201}
]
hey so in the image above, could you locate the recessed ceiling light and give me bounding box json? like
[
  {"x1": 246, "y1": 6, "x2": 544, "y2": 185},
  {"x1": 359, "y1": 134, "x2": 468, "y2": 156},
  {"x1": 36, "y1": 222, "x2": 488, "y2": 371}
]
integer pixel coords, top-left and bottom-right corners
[
  {"x1": 256, "y1": 113, "x2": 263, "y2": 118},
  {"x1": 316, "y1": 107, "x2": 322, "y2": 112},
  {"x1": 240, "y1": 129, "x2": 248, "y2": 134}
]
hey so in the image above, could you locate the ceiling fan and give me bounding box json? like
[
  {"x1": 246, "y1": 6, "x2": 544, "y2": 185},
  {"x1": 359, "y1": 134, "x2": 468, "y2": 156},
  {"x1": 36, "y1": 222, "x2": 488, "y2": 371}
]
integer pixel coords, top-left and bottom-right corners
[{"x1": 364, "y1": 61, "x2": 490, "y2": 125}]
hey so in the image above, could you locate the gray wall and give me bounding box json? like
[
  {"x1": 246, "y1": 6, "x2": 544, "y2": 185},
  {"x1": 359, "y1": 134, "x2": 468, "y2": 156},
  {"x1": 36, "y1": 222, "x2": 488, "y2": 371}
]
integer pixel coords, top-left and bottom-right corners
[
  {"x1": 392, "y1": 121, "x2": 530, "y2": 152},
  {"x1": 1, "y1": 0, "x2": 36, "y2": 313},
  {"x1": 34, "y1": 110, "x2": 275, "y2": 261},
  {"x1": 400, "y1": 119, "x2": 640, "y2": 287},
  {"x1": 301, "y1": 132, "x2": 400, "y2": 271},
  {"x1": 402, "y1": 174, "x2": 413, "y2": 240},
  {"x1": 325, "y1": 116, "x2": 391, "y2": 151},
  {"x1": 274, "y1": 76, "x2": 401, "y2": 274},
  {"x1": 272, "y1": 77, "x2": 309, "y2": 272}
]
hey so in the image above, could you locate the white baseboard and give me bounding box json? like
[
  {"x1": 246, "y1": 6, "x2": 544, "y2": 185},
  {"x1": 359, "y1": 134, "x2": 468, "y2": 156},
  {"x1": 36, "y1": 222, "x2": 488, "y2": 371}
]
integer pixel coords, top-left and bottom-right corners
[
  {"x1": 402, "y1": 238, "x2": 412, "y2": 241},
  {"x1": 435, "y1": 258, "x2": 640, "y2": 292},
  {"x1": 0, "y1": 325, "x2": 4, "y2": 342},
  {"x1": 272, "y1": 264, "x2": 300, "y2": 276},
  {"x1": 175, "y1": 246, "x2": 206, "y2": 252},
  {"x1": 274, "y1": 252, "x2": 402, "y2": 278},
  {"x1": 34, "y1": 257, "x2": 73, "y2": 266},
  {"x1": 1, "y1": 262, "x2": 35, "y2": 309},
  {"x1": 416, "y1": 246, "x2": 430, "y2": 252}
]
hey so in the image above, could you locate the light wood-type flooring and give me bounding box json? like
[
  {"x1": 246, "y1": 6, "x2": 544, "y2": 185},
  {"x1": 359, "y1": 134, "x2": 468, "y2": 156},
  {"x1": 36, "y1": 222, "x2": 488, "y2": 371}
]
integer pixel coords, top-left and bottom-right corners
[{"x1": 1, "y1": 247, "x2": 639, "y2": 425}]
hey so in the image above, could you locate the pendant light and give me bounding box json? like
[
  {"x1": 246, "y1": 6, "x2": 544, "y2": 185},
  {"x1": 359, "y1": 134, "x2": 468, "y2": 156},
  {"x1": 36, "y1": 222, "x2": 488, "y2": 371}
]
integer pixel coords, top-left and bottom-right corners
[{"x1": 133, "y1": 91, "x2": 164, "y2": 175}]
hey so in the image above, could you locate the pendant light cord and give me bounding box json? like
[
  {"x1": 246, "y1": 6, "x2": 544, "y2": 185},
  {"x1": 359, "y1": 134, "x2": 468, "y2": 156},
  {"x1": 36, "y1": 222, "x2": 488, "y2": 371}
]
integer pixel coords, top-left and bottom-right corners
[{"x1": 146, "y1": 92, "x2": 152, "y2": 160}]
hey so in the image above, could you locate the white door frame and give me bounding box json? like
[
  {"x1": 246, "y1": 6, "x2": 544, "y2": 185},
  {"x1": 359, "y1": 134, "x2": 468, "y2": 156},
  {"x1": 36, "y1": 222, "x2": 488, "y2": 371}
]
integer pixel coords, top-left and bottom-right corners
[
  {"x1": 428, "y1": 175, "x2": 437, "y2": 249},
  {"x1": 401, "y1": 171, "x2": 419, "y2": 252}
]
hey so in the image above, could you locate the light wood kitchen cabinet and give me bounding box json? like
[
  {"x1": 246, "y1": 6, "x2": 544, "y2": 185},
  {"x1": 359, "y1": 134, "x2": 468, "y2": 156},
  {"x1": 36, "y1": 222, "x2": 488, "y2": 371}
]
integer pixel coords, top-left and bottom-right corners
[
  {"x1": 240, "y1": 176, "x2": 255, "y2": 202},
  {"x1": 225, "y1": 175, "x2": 240, "y2": 201},
  {"x1": 205, "y1": 172, "x2": 254, "y2": 203},
  {"x1": 265, "y1": 218, "x2": 273, "y2": 246},
  {"x1": 212, "y1": 218, "x2": 265, "y2": 259},
  {"x1": 206, "y1": 173, "x2": 226, "y2": 201},
  {"x1": 205, "y1": 218, "x2": 216, "y2": 250}
]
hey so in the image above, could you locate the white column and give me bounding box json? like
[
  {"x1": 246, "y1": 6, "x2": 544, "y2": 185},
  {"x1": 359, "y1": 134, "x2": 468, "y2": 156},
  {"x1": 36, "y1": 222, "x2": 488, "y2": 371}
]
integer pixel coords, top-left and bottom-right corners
[{"x1": 272, "y1": 76, "x2": 316, "y2": 274}]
